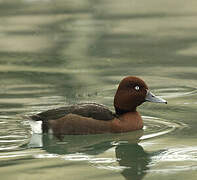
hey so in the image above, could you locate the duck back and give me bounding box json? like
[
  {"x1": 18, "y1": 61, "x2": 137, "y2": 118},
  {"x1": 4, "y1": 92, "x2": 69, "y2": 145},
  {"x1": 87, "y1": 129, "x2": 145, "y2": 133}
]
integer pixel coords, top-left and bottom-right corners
[{"x1": 30, "y1": 103, "x2": 116, "y2": 122}]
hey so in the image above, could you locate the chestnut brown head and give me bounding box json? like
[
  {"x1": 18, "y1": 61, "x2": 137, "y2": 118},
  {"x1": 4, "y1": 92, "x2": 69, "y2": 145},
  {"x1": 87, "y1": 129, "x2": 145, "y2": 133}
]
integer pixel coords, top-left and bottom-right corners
[{"x1": 114, "y1": 76, "x2": 167, "y2": 114}]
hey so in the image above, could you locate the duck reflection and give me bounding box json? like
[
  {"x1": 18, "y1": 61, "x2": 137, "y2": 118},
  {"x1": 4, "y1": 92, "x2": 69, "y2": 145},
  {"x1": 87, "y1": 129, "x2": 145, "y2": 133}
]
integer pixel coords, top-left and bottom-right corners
[
  {"x1": 28, "y1": 130, "x2": 151, "y2": 180},
  {"x1": 116, "y1": 143, "x2": 150, "y2": 180},
  {"x1": 29, "y1": 129, "x2": 144, "y2": 154}
]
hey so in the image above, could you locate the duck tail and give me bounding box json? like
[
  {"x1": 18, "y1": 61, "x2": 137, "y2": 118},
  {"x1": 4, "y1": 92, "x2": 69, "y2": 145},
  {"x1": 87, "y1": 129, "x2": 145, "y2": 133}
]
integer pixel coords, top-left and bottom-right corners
[{"x1": 21, "y1": 115, "x2": 43, "y2": 134}]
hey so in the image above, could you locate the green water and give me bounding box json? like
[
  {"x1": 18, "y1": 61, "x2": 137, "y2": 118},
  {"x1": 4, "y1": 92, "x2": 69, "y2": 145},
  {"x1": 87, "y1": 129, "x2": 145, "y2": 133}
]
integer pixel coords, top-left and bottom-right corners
[{"x1": 1, "y1": 0, "x2": 197, "y2": 179}]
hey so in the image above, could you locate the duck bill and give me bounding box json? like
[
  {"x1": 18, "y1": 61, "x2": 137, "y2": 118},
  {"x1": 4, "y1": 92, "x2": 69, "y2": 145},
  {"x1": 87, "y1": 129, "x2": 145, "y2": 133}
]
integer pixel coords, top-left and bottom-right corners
[{"x1": 145, "y1": 91, "x2": 167, "y2": 104}]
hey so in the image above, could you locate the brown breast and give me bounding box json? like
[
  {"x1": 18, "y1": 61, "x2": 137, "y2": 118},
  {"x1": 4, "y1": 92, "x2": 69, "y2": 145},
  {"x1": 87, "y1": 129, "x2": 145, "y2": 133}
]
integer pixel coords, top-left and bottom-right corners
[{"x1": 111, "y1": 111, "x2": 143, "y2": 133}]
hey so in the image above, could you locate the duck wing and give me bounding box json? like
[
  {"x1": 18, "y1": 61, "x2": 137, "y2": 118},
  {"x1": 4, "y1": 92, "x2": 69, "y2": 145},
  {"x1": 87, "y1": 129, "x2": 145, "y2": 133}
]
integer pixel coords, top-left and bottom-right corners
[{"x1": 29, "y1": 103, "x2": 116, "y2": 122}]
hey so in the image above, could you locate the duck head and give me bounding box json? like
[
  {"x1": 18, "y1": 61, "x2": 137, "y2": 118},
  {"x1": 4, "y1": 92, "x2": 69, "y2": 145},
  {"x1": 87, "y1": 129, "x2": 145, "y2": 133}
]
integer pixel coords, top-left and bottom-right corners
[{"x1": 114, "y1": 76, "x2": 167, "y2": 114}]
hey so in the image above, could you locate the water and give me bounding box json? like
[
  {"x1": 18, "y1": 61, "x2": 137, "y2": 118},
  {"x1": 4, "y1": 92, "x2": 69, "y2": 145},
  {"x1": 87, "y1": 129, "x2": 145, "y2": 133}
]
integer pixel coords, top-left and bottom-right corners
[{"x1": 0, "y1": 0, "x2": 197, "y2": 179}]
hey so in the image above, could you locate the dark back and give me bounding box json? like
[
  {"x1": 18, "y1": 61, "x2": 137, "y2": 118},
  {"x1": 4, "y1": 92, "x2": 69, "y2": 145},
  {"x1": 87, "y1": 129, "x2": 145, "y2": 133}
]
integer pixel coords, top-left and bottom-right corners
[{"x1": 30, "y1": 103, "x2": 116, "y2": 122}]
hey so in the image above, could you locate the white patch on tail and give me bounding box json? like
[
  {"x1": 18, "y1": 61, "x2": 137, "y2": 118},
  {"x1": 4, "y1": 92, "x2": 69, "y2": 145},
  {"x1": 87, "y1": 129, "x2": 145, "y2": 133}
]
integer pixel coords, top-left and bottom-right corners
[{"x1": 29, "y1": 120, "x2": 42, "y2": 134}]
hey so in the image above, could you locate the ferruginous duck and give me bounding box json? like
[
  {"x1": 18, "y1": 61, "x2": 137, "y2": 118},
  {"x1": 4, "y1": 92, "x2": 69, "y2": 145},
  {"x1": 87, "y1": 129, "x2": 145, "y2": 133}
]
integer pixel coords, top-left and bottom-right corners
[{"x1": 27, "y1": 76, "x2": 167, "y2": 136}]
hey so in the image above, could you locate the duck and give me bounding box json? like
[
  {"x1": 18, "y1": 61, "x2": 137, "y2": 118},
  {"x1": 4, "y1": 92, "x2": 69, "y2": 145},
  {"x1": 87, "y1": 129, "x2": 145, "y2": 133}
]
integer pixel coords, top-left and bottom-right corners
[{"x1": 27, "y1": 76, "x2": 167, "y2": 137}]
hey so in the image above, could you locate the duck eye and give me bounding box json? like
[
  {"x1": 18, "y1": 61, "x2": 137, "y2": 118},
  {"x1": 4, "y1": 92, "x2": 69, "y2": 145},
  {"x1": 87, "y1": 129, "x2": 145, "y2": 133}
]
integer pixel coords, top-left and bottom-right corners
[{"x1": 134, "y1": 86, "x2": 140, "y2": 91}]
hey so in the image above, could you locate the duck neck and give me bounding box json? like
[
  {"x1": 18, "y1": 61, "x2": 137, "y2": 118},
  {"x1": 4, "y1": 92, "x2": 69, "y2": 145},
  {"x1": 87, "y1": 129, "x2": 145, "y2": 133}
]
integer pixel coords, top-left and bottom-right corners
[{"x1": 115, "y1": 107, "x2": 136, "y2": 115}]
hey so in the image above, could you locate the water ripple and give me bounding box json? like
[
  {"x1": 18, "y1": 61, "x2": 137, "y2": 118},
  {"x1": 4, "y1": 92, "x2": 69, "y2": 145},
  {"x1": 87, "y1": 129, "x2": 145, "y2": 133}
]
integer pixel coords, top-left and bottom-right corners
[
  {"x1": 152, "y1": 146, "x2": 197, "y2": 162},
  {"x1": 147, "y1": 146, "x2": 197, "y2": 174},
  {"x1": 0, "y1": 115, "x2": 30, "y2": 153},
  {"x1": 155, "y1": 86, "x2": 197, "y2": 99},
  {"x1": 141, "y1": 116, "x2": 187, "y2": 140}
]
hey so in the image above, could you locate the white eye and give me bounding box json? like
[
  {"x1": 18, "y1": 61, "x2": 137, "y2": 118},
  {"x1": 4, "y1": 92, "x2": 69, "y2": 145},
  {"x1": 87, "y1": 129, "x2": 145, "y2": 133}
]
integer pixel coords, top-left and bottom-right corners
[{"x1": 134, "y1": 86, "x2": 140, "y2": 91}]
